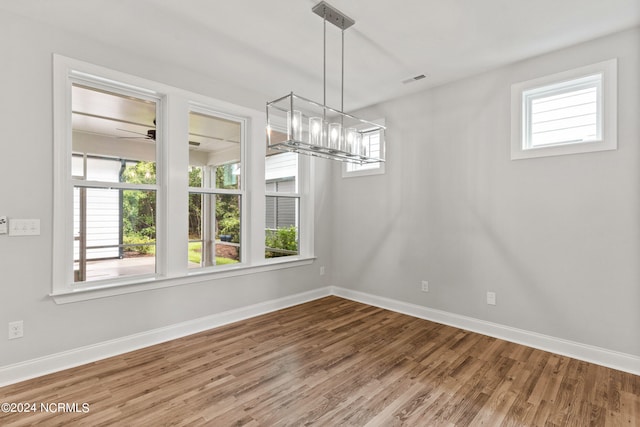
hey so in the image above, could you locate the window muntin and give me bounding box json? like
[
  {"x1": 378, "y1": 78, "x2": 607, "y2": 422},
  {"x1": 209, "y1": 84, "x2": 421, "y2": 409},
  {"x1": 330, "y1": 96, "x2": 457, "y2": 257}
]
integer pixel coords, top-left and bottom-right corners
[
  {"x1": 188, "y1": 109, "x2": 243, "y2": 269},
  {"x1": 510, "y1": 59, "x2": 617, "y2": 160},
  {"x1": 71, "y1": 83, "x2": 159, "y2": 284}
]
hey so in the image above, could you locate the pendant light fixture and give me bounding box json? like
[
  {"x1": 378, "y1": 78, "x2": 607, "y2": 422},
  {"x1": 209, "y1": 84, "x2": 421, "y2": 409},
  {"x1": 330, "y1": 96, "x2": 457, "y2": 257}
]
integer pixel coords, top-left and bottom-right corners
[{"x1": 266, "y1": 1, "x2": 385, "y2": 164}]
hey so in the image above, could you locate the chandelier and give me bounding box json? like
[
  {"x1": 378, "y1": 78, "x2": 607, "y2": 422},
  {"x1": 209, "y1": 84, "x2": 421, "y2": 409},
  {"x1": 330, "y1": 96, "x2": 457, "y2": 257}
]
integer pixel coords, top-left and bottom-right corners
[{"x1": 266, "y1": 1, "x2": 385, "y2": 164}]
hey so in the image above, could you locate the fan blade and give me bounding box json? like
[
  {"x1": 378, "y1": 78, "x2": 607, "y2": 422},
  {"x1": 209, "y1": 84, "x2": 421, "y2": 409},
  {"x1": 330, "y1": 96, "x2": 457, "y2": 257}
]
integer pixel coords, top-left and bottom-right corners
[{"x1": 117, "y1": 128, "x2": 149, "y2": 138}]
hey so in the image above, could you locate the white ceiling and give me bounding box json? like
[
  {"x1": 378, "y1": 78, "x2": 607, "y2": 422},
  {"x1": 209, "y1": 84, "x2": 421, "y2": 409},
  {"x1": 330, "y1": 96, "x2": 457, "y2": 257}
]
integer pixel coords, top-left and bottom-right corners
[{"x1": 2, "y1": 0, "x2": 639, "y2": 111}]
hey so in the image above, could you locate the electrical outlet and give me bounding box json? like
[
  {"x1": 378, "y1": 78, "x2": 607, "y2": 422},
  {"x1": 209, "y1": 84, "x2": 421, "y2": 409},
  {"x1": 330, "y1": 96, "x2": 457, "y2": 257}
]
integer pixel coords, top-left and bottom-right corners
[
  {"x1": 486, "y1": 292, "x2": 496, "y2": 306},
  {"x1": 421, "y1": 280, "x2": 429, "y2": 292},
  {"x1": 8, "y1": 321, "x2": 23, "y2": 339},
  {"x1": 320, "y1": 266, "x2": 325, "y2": 276}
]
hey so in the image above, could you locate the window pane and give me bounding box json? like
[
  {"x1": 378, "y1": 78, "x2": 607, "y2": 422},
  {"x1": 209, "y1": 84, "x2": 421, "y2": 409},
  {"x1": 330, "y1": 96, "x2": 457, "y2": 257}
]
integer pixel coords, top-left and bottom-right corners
[
  {"x1": 74, "y1": 187, "x2": 156, "y2": 282},
  {"x1": 188, "y1": 193, "x2": 241, "y2": 268},
  {"x1": 265, "y1": 196, "x2": 299, "y2": 258},
  {"x1": 188, "y1": 109, "x2": 243, "y2": 269},
  {"x1": 525, "y1": 75, "x2": 601, "y2": 148},
  {"x1": 72, "y1": 84, "x2": 156, "y2": 183},
  {"x1": 189, "y1": 111, "x2": 241, "y2": 190},
  {"x1": 266, "y1": 152, "x2": 298, "y2": 192},
  {"x1": 121, "y1": 161, "x2": 157, "y2": 185},
  {"x1": 71, "y1": 155, "x2": 84, "y2": 178}
]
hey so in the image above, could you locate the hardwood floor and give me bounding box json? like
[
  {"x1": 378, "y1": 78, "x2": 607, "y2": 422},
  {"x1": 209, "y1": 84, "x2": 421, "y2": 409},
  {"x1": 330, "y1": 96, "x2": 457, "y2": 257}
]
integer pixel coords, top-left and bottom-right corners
[{"x1": 1, "y1": 296, "x2": 639, "y2": 426}]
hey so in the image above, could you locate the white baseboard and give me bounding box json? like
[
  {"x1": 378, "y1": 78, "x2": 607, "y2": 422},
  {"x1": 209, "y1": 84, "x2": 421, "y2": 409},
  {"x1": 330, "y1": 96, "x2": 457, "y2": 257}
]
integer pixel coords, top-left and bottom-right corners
[
  {"x1": 0, "y1": 287, "x2": 331, "y2": 387},
  {"x1": 331, "y1": 286, "x2": 640, "y2": 376},
  {"x1": 3, "y1": 285, "x2": 638, "y2": 388}
]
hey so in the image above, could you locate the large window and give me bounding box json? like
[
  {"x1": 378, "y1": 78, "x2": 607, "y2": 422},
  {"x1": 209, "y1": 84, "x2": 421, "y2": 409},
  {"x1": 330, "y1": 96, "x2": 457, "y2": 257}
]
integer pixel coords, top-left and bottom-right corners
[
  {"x1": 188, "y1": 109, "x2": 243, "y2": 269},
  {"x1": 52, "y1": 55, "x2": 313, "y2": 300},
  {"x1": 511, "y1": 59, "x2": 617, "y2": 160}
]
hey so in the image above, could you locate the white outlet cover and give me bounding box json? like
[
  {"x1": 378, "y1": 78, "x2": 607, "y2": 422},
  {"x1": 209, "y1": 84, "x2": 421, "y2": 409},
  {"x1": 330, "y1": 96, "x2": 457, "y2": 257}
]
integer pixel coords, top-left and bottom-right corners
[
  {"x1": 8, "y1": 320, "x2": 24, "y2": 339},
  {"x1": 487, "y1": 292, "x2": 497, "y2": 305}
]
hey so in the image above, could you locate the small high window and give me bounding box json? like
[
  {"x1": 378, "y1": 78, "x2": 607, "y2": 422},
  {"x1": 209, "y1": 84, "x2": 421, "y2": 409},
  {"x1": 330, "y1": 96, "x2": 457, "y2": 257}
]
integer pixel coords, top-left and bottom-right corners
[
  {"x1": 511, "y1": 59, "x2": 617, "y2": 160},
  {"x1": 342, "y1": 120, "x2": 386, "y2": 177}
]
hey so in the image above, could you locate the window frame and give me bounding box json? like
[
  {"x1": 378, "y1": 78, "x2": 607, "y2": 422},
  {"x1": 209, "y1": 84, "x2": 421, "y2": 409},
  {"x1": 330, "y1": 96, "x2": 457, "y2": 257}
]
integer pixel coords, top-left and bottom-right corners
[
  {"x1": 52, "y1": 55, "x2": 314, "y2": 303},
  {"x1": 264, "y1": 149, "x2": 302, "y2": 259},
  {"x1": 510, "y1": 59, "x2": 617, "y2": 160},
  {"x1": 187, "y1": 104, "x2": 247, "y2": 271},
  {"x1": 263, "y1": 120, "x2": 314, "y2": 261}
]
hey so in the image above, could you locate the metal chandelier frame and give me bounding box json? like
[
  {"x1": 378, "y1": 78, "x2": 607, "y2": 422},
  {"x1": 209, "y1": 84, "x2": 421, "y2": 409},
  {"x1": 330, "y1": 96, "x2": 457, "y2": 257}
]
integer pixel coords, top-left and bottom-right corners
[{"x1": 266, "y1": 1, "x2": 385, "y2": 164}]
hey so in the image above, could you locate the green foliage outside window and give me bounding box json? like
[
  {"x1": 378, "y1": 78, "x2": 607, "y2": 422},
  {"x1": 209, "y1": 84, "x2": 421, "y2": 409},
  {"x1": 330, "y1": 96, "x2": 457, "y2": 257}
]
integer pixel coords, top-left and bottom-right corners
[
  {"x1": 214, "y1": 166, "x2": 240, "y2": 243},
  {"x1": 121, "y1": 161, "x2": 243, "y2": 258},
  {"x1": 265, "y1": 226, "x2": 298, "y2": 258},
  {"x1": 188, "y1": 166, "x2": 203, "y2": 238},
  {"x1": 187, "y1": 164, "x2": 241, "y2": 243},
  {"x1": 122, "y1": 161, "x2": 156, "y2": 255}
]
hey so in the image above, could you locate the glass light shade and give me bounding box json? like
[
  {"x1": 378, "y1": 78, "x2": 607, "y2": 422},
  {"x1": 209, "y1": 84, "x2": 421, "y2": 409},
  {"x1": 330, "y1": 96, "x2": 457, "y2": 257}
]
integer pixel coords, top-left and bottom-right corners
[
  {"x1": 309, "y1": 117, "x2": 323, "y2": 147},
  {"x1": 266, "y1": 93, "x2": 384, "y2": 164},
  {"x1": 361, "y1": 136, "x2": 369, "y2": 157},
  {"x1": 343, "y1": 127, "x2": 356, "y2": 153},
  {"x1": 328, "y1": 122, "x2": 341, "y2": 150},
  {"x1": 287, "y1": 110, "x2": 302, "y2": 141},
  {"x1": 354, "y1": 132, "x2": 364, "y2": 157}
]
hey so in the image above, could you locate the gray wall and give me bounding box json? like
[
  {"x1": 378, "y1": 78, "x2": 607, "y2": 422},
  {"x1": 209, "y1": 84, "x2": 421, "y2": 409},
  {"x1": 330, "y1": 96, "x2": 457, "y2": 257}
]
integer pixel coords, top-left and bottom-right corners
[
  {"x1": 0, "y1": 12, "x2": 332, "y2": 367},
  {"x1": 1, "y1": 8, "x2": 637, "y2": 370},
  {"x1": 331, "y1": 28, "x2": 640, "y2": 357}
]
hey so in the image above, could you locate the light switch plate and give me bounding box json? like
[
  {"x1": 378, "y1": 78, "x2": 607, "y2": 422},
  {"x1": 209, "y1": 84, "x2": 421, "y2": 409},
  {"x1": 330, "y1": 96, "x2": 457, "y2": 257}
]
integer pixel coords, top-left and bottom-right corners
[
  {"x1": 0, "y1": 216, "x2": 7, "y2": 234},
  {"x1": 8, "y1": 219, "x2": 40, "y2": 236}
]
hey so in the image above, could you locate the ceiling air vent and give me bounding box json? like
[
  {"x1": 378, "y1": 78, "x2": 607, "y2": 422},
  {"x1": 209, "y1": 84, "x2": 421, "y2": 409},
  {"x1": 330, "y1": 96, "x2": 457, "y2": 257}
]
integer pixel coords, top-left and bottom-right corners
[{"x1": 402, "y1": 74, "x2": 428, "y2": 84}]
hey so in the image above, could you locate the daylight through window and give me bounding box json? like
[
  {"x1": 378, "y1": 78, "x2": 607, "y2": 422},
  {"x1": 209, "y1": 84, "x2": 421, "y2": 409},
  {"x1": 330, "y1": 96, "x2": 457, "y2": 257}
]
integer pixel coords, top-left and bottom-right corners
[{"x1": 510, "y1": 59, "x2": 617, "y2": 160}]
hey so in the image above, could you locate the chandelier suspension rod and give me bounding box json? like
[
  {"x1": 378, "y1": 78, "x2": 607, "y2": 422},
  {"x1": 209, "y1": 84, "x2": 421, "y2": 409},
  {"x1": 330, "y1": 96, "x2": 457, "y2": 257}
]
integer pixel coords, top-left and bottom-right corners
[
  {"x1": 341, "y1": 27, "x2": 345, "y2": 122},
  {"x1": 323, "y1": 10, "x2": 327, "y2": 120},
  {"x1": 265, "y1": 1, "x2": 385, "y2": 165}
]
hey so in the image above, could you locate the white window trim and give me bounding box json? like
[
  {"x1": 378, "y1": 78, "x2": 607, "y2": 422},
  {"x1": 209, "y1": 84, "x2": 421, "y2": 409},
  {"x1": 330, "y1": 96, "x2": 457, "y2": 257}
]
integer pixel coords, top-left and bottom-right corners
[
  {"x1": 50, "y1": 258, "x2": 315, "y2": 304},
  {"x1": 342, "y1": 118, "x2": 386, "y2": 178},
  {"x1": 510, "y1": 59, "x2": 617, "y2": 160},
  {"x1": 52, "y1": 55, "x2": 314, "y2": 303}
]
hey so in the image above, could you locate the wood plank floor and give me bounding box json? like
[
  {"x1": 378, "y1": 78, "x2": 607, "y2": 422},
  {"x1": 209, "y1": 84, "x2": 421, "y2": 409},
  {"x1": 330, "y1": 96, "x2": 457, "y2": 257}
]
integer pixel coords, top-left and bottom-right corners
[{"x1": 1, "y1": 296, "x2": 639, "y2": 426}]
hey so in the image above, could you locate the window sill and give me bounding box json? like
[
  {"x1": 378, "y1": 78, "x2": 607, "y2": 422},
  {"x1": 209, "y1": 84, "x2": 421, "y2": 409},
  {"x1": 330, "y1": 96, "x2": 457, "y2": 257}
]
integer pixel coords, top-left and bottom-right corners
[
  {"x1": 50, "y1": 257, "x2": 316, "y2": 304},
  {"x1": 341, "y1": 163, "x2": 386, "y2": 178},
  {"x1": 511, "y1": 139, "x2": 616, "y2": 160}
]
